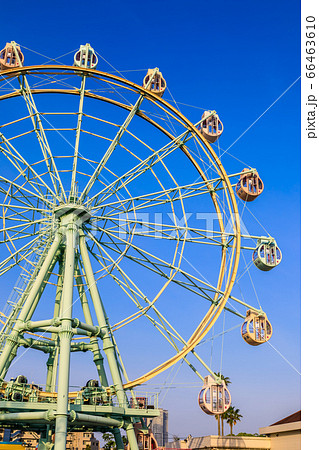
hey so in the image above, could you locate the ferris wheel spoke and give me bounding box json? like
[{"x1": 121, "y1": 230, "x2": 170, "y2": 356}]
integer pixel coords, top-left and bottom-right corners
[
  {"x1": 0, "y1": 217, "x2": 47, "y2": 236},
  {"x1": 91, "y1": 177, "x2": 222, "y2": 218},
  {"x1": 0, "y1": 233, "x2": 44, "y2": 276},
  {"x1": 88, "y1": 244, "x2": 147, "y2": 303},
  {"x1": 0, "y1": 131, "x2": 56, "y2": 200},
  {"x1": 225, "y1": 295, "x2": 260, "y2": 316},
  {"x1": 86, "y1": 233, "x2": 189, "y2": 347},
  {"x1": 98, "y1": 228, "x2": 181, "y2": 279},
  {"x1": 70, "y1": 74, "x2": 87, "y2": 196},
  {"x1": 114, "y1": 294, "x2": 222, "y2": 382},
  {"x1": 88, "y1": 143, "x2": 178, "y2": 208},
  {"x1": 95, "y1": 221, "x2": 226, "y2": 247},
  {"x1": 0, "y1": 202, "x2": 48, "y2": 217},
  {"x1": 96, "y1": 169, "x2": 251, "y2": 220},
  {"x1": 18, "y1": 81, "x2": 66, "y2": 200},
  {"x1": 87, "y1": 122, "x2": 199, "y2": 208},
  {"x1": 79, "y1": 69, "x2": 161, "y2": 202},
  {"x1": 87, "y1": 240, "x2": 207, "y2": 379},
  {"x1": 0, "y1": 175, "x2": 55, "y2": 209},
  {"x1": 9, "y1": 58, "x2": 66, "y2": 201},
  {"x1": 88, "y1": 241, "x2": 168, "y2": 317},
  {"x1": 86, "y1": 226, "x2": 182, "y2": 299},
  {"x1": 88, "y1": 227, "x2": 223, "y2": 303},
  {"x1": 85, "y1": 234, "x2": 183, "y2": 346},
  {"x1": 1, "y1": 205, "x2": 37, "y2": 224},
  {"x1": 0, "y1": 231, "x2": 39, "y2": 246},
  {"x1": 85, "y1": 213, "x2": 135, "y2": 257},
  {"x1": 95, "y1": 239, "x2": 168, "y2": 280}
]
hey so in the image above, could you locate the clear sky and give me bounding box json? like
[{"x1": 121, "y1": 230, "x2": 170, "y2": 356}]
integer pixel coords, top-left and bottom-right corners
[{"x1": 0, "y1": 0, "x2": 301, "y2": 441}]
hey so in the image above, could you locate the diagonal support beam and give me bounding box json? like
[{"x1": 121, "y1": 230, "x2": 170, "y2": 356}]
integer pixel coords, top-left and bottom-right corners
[{"x1": 75, "y1": 260, "x2": 109, "y2": 387}]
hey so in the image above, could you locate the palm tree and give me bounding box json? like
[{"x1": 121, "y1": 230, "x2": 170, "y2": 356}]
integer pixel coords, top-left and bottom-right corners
[
  {"x1": 225, "y1": 406, "x2": 243, "y2": 435},
  {"x1": 221, "y1": 411, "x2": 229, "y2": 437},
  {"x1": 214, "y1": 413, "x2": 221, "y2": 436},
  {"x1": 214, "y1": 372, "x2": 231, "y2": 436}
]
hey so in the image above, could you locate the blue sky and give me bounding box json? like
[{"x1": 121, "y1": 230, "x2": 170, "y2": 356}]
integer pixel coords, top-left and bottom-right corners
[{"x1": 0, "y1": 0, "x2": 301, "y2": 441}]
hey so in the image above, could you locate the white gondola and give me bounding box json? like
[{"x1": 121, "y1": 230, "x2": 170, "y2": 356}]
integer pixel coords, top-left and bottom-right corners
[
  {"x1": 74, "y1": 43, "x2": 98, "y2": 69},
  {"x1": 241, "y1": 309, "x2": 272, "y2": 346},
  {"x1": 236, "y1": 168, "x2": 264, "y2": 202},
  {"x1": 142, "y1": 68, "x2": 166, "y2": 97},
  {"x1": 198, "y1": 375, "x2": 231, "y2": 415},
  {"x1": 199, "y1": 110, "x2": 224, "y2": 143},
  {"x1": 253, "y1": 238, "x2": 282, "y2": 271},
  {"x1": 0, "y1": 42, "x2": 24, "y2": 70}
]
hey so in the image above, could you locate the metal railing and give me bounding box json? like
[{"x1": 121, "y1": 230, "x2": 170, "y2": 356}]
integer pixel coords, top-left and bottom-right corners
[{"x1": 0, "y1": 381, "x2": 159, "y2": 409}]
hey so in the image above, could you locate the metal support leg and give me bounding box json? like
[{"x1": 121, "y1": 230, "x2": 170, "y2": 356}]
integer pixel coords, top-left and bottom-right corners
[
  {"x1": 126, "y1": 423, "x2": 139, "y2": 450},
  {"x1": 75, "y1": 262, "x2": 108, "y2": 386},
  {"x1": 113, "y1": 427, "x2": 125, "y2": 450},
  {"x1": 26, "y1": 251, "x2": 60, "y2": 322},
  {"x1": 46, "y1": 257, "x2": 64, "y2": 392},
  {"x1": 0, "y1": 345, "x2": 18, "y2": 380},
  {"x1": 54, "y1": 222, "x2": 77, "y2": 450}
]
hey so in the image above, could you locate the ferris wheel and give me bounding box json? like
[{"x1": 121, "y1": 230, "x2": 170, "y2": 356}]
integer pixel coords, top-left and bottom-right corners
[{"x1": 0, "y1": 42, "x2": 281, "y2": 450}]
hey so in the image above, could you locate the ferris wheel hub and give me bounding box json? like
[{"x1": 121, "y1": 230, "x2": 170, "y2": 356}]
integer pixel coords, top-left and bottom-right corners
[{"x1": 54, "y1": 204, "x2": 91, "y2": 225}]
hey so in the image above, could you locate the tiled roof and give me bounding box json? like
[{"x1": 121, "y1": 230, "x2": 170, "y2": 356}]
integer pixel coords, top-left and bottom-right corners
[{"x1": 270, "y1": 410, "x2": 301, "y2": 426}]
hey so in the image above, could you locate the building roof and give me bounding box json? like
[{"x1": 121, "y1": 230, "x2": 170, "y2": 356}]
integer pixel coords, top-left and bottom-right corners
[{"x1": 270, "y1": 410, "x2": 301, "y2": 426}]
